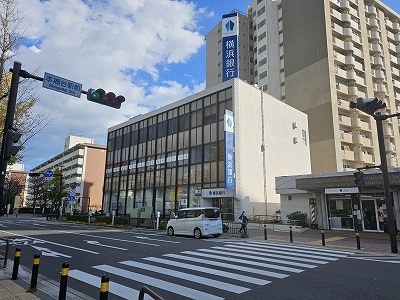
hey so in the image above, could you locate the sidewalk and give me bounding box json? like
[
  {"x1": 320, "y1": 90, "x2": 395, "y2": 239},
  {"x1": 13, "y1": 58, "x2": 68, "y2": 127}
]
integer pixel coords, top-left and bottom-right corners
[
  {"x1": 0, "y1": 280, "x2": 40, "y2": 300},
  {"x1": 246, "y1": 226, "x2": 400, "y2": 254}
]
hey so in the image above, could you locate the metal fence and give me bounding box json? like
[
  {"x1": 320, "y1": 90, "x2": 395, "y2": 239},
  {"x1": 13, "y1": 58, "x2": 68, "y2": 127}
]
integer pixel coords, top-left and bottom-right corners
[{"x1": 0, "y1": 237, "x2": 9, "y2": 268}]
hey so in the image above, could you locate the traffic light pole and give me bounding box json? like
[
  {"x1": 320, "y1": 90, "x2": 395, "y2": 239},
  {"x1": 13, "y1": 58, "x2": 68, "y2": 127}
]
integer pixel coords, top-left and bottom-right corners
[
  {"x1": 0, "y1": 61, "x2": 21, "y2": 209},
  {"x1": 375, "y1": 112, "x2": 398, "y2": 254}
]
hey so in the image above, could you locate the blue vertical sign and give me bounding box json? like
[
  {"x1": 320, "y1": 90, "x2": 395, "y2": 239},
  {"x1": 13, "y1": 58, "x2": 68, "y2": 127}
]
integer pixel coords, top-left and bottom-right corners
[
  {"x1": 224, "y1": 110, "x2": 235, "y2": 190},
  {"x1": 222, "y1": 13, "x2": 239, "y2": 82}
]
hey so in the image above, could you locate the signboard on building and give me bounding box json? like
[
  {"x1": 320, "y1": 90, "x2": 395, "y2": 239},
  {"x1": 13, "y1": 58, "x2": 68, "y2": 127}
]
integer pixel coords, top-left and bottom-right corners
[
  {"x1": 201, "y1": 188, "x2": 235, "y2": 198},
  {"x1": 222, "y1": 13, "x2": 239, "y2": 82},
  {"x1": 224, "y1": 109, "x2": 235, "y2": 190},
  {"x1": 325, "y1": 187, "x2": 359, "y2": 194}
]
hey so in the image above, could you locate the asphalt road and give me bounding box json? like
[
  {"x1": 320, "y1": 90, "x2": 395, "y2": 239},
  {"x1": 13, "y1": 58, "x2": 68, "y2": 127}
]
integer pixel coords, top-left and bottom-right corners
[{"x1": 1, "y1": 216, "x2": 400, "y2": 300}]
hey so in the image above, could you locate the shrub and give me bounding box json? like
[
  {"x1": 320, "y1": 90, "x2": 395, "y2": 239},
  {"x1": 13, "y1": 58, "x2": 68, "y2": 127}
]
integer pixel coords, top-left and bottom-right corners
[
  {"x1": 158, "y1": 220, "x2": 168, "y2": 231},
  {"x1": 286, "y1": 211, "x2": 308, "y2": 227},
  {"x1": 66, "y1": 215, "x2": 89, "y2": 222}
]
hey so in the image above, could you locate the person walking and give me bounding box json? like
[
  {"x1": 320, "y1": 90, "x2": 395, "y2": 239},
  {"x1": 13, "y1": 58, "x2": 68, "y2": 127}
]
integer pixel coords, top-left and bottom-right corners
[{"x1": 239, "y1": 211, "x2": 248, "y2": 234}]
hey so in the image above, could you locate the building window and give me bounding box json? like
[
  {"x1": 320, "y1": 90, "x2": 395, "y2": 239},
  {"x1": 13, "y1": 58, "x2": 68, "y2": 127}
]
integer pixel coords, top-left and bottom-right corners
[{"x1": 302, "y1": 130, "x2": 307, "y2": 145}]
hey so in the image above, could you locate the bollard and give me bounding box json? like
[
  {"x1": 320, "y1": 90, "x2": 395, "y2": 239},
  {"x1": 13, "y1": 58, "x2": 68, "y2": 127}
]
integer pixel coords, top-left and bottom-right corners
[
  {"x1": 289, "y1": 226, "x2": 293, "y2": 243},
  {"x1": 99, "y1": 274, "x2": 110, "y2": 300},
  {"x1": 30, "y1": 254, "x2": 40, "y2": 291},
  {"x1": 321, "y1": 229, "x2": 326, "y2": 246},
  {"x1": 355, "y1": 230, "x2": 361, "y2": 250},
  {"x1": 58, "y1": 262, "x2": 69, "y2": 300},
  {"x1": 11, "y1": 247, "x2": 21, "y2": 280},
  {"x1": 263, "y1": 224, "x2": 268, "y2": 240}
]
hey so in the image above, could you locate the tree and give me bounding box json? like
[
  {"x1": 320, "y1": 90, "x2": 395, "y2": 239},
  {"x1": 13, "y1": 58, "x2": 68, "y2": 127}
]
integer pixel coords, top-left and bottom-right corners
[
  {"x1": 3, "y1": 174, "x2": 23, "y2": 211},
  {"x1": 26, "y1": 174, "x2": 49, "y2": 215},
  {"x1": 0, "y1": 0, "x2": 50, "y2": 164},
  {"x1": 45, "y1": 168, "x2": 68, "y2": 212}
]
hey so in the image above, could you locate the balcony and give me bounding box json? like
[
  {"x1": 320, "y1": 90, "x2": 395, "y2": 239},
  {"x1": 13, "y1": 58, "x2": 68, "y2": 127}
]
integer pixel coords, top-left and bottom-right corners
[
  {"x1": 383, "y1": 125, "x2": 392, "y2": 137},
  {"x1": 345, "y1": 55, "x2": 355, "y2": 66},
  {"x1": 393, "y1": 80, "x2": 400, "y2": 89},
  {"x1": 367, "y1": 18, "x2": 378, "y2": 29},
  {"x1": 362, "y1": 136, "x2": 373, "y2": 147},
  {"x1": 387, "y1": 155, "x2": 397, "y2": 167},
  {"x1": 339, "y1": 115, "x2": 352, "y2": 127},
  {"x1": 342, "y1": 149, "x2": 355, "y2": 161},
  {"x1": 372, "y1": 69, "x2": 385, "y2": 80},
  {"x1": 374, "y1": 83, "x2": 386, "y2": 93},
  {"x1": 397, "y1": 44, "x2": 400, "y2": 54},
  {"x1": 393, "y1": 21, "x2": 400, "y2": 32},
  {"x1": 384, "y1": 139, "x2": 395, "y2": 152},
  {"x1": 340, "y1": 0, "x2": 350, "y2": 10},
  {"x1": 351, "y1": 115, "x2": 361, "y2": 128},
  {"x1": 387, "y1": 31, "x2": 395, "y2": 42},
  {"x1": 341, "y1": 131, "x2": 353, "y2": 142},
  {"x1": 395, "y1": 32, "x2": 400, "y2": 42},
  {"x1": 353, "y1": 47, "x2": 363, "y2": 58},
  {"x1": 368, "y1": 30, "x2": 379, "y2": 41},
  {"x1": 342, "y1": 13, "x2": 351, "y2": 24},
  {"x1": 366, "y1": 5, "x2": 377, "y2": 16},
  {"x1": 393, "y1": 67, "x2": 400, "y2": 77},
  {"x1": 364, "y1": 153, "x2": 375, "y2": 164},
  {"x1": 354, "y1": 149, "x2": 364, "y2": 162},
  {"x1": 347, "y1": 69, "x2": 356, "y2": 80},
  {"x1": 333, "y1": 37, "x2": 345, "y2": 49},
  {"x1": 352, "y1": 132, "x2": 362, "y2": 144},
  {"x1": 369, "y1": 43, "x2": 381, "y2": 54},
  {"x1": 334, "y1": 51, "x2": 346, "y2": 64},
  {"x1": 344, "y1": 41, "x2": 353, "y2": 51},
  {"x1": 360, "y1": 120, "x2": 371, "y2": 131},
  {"x1": 348, "y1": 85, "x2": 358, "y2": 96},
  {"x1": 371, "y1": 56, "x2": 383, "y2": 66},
  {"x1": 343, "y1": 27, "x2": 352, "y2": 37},
  {"x1": 355, "y1": 74, "x2": 366, "y2": 86}
]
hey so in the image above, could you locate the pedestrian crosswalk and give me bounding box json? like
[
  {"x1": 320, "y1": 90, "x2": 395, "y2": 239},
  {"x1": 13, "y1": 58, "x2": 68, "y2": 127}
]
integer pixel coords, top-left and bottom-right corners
[
  {"x1": 348, "y1": 254, "x2": 400, "y2": 264},
  {"x1": 68, "y1": 241, "x2": 354, "y2": 299}
]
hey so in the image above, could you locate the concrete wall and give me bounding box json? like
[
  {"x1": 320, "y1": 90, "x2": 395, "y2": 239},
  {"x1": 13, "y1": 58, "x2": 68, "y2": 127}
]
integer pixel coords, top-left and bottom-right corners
[{"x1": 234, "y1": 79, "x2": 311, "y2": 215}]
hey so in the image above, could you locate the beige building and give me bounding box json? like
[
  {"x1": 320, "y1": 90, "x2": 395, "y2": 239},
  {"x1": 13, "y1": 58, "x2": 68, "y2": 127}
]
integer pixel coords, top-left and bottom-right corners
[
  {"x1": 207, "y1": 0, "x2": 400, "y2": 174},
  {"x1": 30, "y1": 136, "x2": 106, "y2": 212}
]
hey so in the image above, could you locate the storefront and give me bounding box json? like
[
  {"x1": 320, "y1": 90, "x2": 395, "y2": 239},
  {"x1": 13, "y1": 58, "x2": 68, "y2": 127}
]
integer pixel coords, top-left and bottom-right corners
[{"x1": 326, "y1": 188, "x2": 387, "y2": 232}]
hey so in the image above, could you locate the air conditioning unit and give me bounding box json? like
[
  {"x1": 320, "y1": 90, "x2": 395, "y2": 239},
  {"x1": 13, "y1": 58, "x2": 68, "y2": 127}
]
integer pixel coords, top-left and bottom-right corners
[
  {"x1": 293, "y1": 137, "x2": 298, "y2": 144},
  {"x1": 292, "y1": 122, "x2": 297, "y2": 129}
]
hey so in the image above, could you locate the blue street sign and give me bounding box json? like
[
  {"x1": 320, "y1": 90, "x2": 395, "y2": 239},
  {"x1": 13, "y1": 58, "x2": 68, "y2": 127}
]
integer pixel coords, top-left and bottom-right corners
[
  {"x1": 42, "y1": 72, "x2": 82, "y2": 98},
  {"x1": 68, "y1": 195, "x2": 75, "y2": 202},
  {"x1": 44, "y1": 170, "x2": 54, "y2": 178}
]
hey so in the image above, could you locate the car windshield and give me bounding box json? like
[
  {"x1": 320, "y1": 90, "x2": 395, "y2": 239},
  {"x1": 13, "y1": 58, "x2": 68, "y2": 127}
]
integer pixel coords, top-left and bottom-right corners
[{"x1": 204, "y1": 209, "x2": 220, "y2": 218}]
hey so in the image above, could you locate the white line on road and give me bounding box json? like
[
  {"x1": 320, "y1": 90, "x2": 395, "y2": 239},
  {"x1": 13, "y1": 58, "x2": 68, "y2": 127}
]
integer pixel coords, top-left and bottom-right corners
[
  {"x1": 94, "y1": 264, "x2": 224, "y2": 300},
  {"x1": 31, "y1": 246, "x2": 71, "y2": 258},
  {"x1": 120, "y1": 260, "x2": 249, "y2": 294},
  {"x1": 84, "y1": 240, "x2": 128, "y2": 250},
  {"x1": 69, "y1": 270, "x2": 141, "y2": 299},
  {"x1": 0, "y1": 230, "x2": 99, "y2": 254},
  {"x1": 133, "y1": 236, "x2": 180, "y2": 243}
]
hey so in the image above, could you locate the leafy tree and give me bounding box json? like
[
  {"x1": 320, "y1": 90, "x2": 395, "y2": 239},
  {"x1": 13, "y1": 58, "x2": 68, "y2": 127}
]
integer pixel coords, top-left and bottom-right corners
[
  {"x1": 286, "y1": 211, "x2": 308, "y2": 227},
  {"x1": 45, "y1": 168, "x2": 68, "y2": 212},
  {"x1": 3, "y1": 175, "x2": 23, "y2": 210},
  {"x1": 26, "y1": 174, "x2": 49, "y2": 215}
]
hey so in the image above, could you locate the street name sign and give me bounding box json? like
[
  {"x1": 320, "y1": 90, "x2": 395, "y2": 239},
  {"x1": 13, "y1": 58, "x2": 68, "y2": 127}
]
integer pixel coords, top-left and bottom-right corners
[{"x1": 43, "y1": 72, "x2": 82, "y2": 98}]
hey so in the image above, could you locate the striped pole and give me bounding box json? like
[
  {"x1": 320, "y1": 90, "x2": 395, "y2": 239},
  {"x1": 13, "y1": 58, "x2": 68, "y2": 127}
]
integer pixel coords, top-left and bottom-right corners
[
  {"x1": 30, "y1": 254, "x2": 40, "y2": 291},
  {"x1": 58, "y1": 262, "x2": 69, "y2": 300},
  {"x1": 11, "y1": 247, "x2": 21, "y2": 280},
  {"x1": 99, "y1": 274, "x2": 110, "y2": 300},
  {"x1": 321, "y1": 229, "x2": 326, "y2": 246},
  {"x1": 356, "y1": 230, "x2": 361, "y2": 250}
]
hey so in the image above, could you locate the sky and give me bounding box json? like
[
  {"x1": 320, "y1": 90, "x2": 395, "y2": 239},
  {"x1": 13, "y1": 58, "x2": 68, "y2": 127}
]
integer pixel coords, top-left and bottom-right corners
[{"x1": 7, "y1": 0, "x2": 400, "y2": 171}]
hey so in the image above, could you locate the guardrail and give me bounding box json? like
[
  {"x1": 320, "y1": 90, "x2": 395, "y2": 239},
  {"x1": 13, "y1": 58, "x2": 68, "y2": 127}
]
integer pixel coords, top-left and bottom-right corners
[
  {"x1": 0, "y1": 237, "x2": 10, "y2": 268},
  {"x1": 138, "y1": 286, "x2": 164, "y2": 300}
]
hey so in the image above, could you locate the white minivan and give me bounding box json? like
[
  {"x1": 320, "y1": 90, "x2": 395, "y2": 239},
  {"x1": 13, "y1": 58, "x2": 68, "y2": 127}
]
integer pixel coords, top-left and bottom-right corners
[{"x1": 166, "y1": 207, "x2": 223, "y2": 239}]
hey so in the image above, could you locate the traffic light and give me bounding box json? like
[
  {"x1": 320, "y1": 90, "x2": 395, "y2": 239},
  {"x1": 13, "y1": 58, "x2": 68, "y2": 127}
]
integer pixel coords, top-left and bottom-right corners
[
  {"x1": 87, "y1": 88, "x2": 125, "y2": 109},
  {"x1": 4, "y1": 128, "x2": 22, "y2": 160},
  {"x1": 353, "y1": 171, "x2": 365, "y2": 187},
  {"x1": 349, "y1": 97, "x2": 386, "y2": 116}
]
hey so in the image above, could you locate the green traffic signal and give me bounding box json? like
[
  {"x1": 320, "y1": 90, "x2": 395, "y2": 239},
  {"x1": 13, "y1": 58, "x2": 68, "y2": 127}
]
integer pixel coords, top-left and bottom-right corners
[{"x1": 87, "y1": 88, "x2": 124, "y2": 109}]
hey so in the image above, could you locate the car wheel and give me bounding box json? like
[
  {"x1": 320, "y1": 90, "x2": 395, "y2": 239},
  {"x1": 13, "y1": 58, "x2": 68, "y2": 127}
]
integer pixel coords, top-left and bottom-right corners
[
  {"x1": 214, "y1": 234, "x2": 221, "y2": 238},
  {"x1": 167, "y1": 226, "x2": 174, "y2": 236},
  {"x1": 194, "y1": 228, "x2": 202, "y2": 239}
]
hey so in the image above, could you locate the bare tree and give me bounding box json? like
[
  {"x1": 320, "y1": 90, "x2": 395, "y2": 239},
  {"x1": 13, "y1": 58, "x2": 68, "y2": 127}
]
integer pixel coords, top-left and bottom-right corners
[{"x1": 0, "y1": 0, "x2": 51, "y2": 163}]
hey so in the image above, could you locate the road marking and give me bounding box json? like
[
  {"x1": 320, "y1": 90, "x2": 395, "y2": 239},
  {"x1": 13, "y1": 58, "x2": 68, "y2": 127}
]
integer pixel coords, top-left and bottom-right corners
[
  {"x1": 142, "y1": 256, "x2": 270, "y2": 285},
  {"x1": 94, "y1": 264, "x2": 224, "y2": 300},
  {"x1": 52, "y1": 230, "x2": 160, "y2": 247},
  {"x1": 84, "y1": 240, "x2": 128, "y2": 250},
  {"x1": 164, "y1": 253, "x2": 288, "y2": 279},
  {"x1": 31, "y1": 246, "x2": 71, "y2": 258},
  {"x1": 181, "y1": 250, "x2": 303, "y2": 273},
  {"x1": 0, "y1": 230, "x2": 99, "y2": 254},
  {"x1": 223, "y1": 244, "x2": 337, "y2": 261},
  {"x1": 69, "y1": 270, "x2": 140, "y2": 299},
  {"x1": 202, "y1": 247, "x2": 316, "y2": 268},
  {"x1": 133, "y1": 236, "x2": 180, "y2": 243},
  {"x1": 120, "y1": 260, "x2": 249, "y2": 293}
]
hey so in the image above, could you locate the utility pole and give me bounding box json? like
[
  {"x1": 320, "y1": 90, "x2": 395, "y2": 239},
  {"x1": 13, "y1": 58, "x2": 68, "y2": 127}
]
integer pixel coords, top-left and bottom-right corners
[{"x1": 0, "y1": 62, "x2": 21, "y2": 209}]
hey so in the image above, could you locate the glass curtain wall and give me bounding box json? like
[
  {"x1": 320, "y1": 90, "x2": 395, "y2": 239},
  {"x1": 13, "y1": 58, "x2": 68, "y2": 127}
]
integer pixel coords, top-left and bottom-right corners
[{"x1": 103, "y1": 87, "x2": 232, "y2": 217}]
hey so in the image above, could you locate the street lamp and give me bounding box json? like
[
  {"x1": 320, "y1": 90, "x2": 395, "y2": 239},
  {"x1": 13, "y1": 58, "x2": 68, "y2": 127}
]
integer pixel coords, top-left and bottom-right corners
[
  {"x1": 258, "y1": 85, "x2": 268, "y2": 220},
  {"x1": 350, "y1": 97, "x2": 398, "y2": 254}
]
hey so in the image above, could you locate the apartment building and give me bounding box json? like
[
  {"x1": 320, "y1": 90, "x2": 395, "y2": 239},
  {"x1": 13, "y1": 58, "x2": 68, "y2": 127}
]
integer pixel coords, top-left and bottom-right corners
[
  {"x1": 30, "y1": 136, "x2": 106, "y2": 213},
  {"x1": 104, "y1": 79, "x2": 310, "y2": 219},
  {"x1": 206, "y1": 0, "x2": 400, "y2": 174}
]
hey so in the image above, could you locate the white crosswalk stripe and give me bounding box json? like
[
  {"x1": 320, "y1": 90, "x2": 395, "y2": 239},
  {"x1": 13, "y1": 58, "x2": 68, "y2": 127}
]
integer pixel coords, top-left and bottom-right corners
[
  {"x1": 348, "y1": 255, "x2": 400, "y2": 264},
  {"x1": 68, "y1": 241, "x2": 353, "y2": 299}
]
